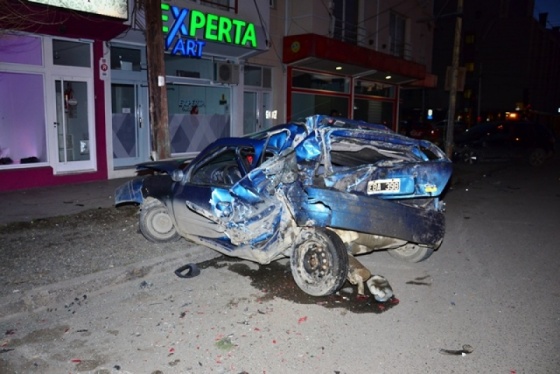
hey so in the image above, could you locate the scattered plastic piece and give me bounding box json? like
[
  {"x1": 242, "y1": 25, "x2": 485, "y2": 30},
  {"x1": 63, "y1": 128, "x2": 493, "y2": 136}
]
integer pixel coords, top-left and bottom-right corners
[
  {"x1": 439, "y1": 344, "x2": 474, "y2": 356},
  {"x1": 174, "y1": 263, "x2": 201, "y2": 278}
]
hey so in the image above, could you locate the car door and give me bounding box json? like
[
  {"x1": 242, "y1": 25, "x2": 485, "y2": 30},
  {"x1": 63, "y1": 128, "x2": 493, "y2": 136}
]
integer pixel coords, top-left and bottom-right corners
[{"x1": 170, "y1": 142, "x2": 286, "y2": 249}]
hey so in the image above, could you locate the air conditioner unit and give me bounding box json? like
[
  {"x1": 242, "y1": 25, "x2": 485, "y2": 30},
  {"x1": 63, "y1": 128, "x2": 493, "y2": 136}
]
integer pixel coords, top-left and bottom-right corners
[{"x1": 215, "y1": 62, "x2": 240, "y2": 84}]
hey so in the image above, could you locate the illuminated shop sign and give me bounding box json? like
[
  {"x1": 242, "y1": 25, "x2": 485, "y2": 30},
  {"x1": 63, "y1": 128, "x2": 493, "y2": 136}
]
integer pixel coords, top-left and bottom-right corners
[
  {"x1": 28, "y1": 0, "x2": 128, "y2": 20},
  {"x1": 161, "y1": 4, "x2": 258, "y2": 58}
]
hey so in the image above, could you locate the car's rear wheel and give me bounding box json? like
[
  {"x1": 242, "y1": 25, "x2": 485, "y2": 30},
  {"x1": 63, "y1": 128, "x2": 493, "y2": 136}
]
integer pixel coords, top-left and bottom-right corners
[
  {"x1": 388, "y1": 243, "x2": 434, "y2": 263},
  {"x1": 528, "y1": 148, "x2": 547, "y2": 167},
  {"x1": 139, "y1": 198, "x2": 181, "y2": 243},
  {"x1": 462, "y1": 149, "x2": 477, "y2": 164},
  {"x1": 290, "y1": 228, "x2": 348, "y2": 296}
]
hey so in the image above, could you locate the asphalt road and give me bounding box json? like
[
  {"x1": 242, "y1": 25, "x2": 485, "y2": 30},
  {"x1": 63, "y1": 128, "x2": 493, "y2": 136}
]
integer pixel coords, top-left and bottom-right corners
[{"x1": 0, "y1": 158, "x2": 559, "y2": 373}]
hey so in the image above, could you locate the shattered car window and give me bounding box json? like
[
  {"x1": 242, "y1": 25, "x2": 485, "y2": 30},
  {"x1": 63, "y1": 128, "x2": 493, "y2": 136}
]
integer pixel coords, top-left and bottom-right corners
[{"x1": 189, "y1": 147, "x2": 247, "y2": 187}]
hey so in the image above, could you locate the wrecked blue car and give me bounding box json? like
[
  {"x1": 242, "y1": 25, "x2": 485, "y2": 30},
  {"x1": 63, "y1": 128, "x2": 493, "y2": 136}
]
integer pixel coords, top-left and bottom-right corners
[{"x1": 115, "y1": 115, "x2": 452, "y2": 300}]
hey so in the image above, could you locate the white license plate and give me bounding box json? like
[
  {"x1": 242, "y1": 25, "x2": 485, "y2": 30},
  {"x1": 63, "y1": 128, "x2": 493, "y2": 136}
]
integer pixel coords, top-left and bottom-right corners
[{"x1": 367, "y1": 178, "x2": 400, "y2": 194}]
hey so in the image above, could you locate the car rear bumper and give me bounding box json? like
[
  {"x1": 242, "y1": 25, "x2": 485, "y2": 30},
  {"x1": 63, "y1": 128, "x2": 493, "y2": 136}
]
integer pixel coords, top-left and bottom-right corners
[{"x1": 288, "y1": 186, "x2": 445, "y2": 246}]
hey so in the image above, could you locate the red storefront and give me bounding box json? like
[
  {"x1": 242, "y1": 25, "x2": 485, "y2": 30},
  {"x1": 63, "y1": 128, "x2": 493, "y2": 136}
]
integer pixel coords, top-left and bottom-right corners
[
  {"x1": 0, "y1": 1, "x2": 128, "y2": 192},
  {"x1": 282, "y1": 33, "x2": 436, "y2": 130}
]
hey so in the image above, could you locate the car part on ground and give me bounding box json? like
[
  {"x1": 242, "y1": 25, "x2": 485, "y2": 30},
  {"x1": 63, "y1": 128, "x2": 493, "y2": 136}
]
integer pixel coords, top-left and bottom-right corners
[
  {"x1": 174, "y1": 263, "x2": 201, "y2": 278},
  {"x1": 115, "y1": 115, "x2": 453, "y2": 300},
  {"x1": 439, "y1": 344, "x2": 474, "y2": 356}
]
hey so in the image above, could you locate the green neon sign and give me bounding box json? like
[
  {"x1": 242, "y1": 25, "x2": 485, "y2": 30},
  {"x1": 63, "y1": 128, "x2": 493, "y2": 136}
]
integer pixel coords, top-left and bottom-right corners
[
  {"x1": 188, "y1": 10, "x2": 257, "y2": 47},
  {"x1": 162, "y1": 5, "x2": 258, "y2": 57}
]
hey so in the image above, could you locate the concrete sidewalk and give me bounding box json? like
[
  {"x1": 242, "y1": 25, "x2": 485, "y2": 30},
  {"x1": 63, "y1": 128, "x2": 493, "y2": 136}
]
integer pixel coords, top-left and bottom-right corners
[
  {"x1": 0, "y1": 177, "x2": 130, "y2": 225},
  {"x1": 0, "y1": 162, "x2": 499, "y2": 226}
]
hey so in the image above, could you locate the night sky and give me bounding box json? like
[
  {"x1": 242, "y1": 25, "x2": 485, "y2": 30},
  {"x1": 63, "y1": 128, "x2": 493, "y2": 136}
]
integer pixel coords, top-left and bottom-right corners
[{"x1": 534, "y1": 0, "x2": 560, "y2": 28}]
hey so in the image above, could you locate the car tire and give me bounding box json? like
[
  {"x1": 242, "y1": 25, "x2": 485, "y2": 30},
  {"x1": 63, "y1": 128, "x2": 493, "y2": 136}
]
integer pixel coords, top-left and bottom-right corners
[
  {"x1": 290, "y1": 228, "x2": 349, "y2": 297},
  {"x1": 388, "y1": 243, "x2": 434, "y2": 263},
  {"x1": 462, "y1": 149, "x2": 477, "y2": 164},
  {"x1": 139, "y1": 198, "x2": 181, "y2": 243},
  {"x1": 528, "y1": 148, "x2": 547, "y2": 167}
]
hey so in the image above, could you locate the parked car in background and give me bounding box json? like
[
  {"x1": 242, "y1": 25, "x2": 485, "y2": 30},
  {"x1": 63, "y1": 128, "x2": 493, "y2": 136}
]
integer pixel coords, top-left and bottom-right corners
[
  {"x1": 435, "y1": 120, "x2": 467, "y2": 144},
  {"x1": 454, "y1": 121, "x2": 556, "y2": 166},
  {"x1": 399, "y1": 121, "x2": 443, "y2": 146},
  {"x1": 115, "y1": 115, "x2": 452, "y2": 300}
]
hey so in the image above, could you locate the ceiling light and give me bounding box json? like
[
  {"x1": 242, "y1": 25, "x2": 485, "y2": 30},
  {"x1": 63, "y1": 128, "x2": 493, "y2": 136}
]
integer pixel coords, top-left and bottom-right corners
[
  {"x1": 336, "y1": 66, "x2": 342, "y2": 70},
  {"x1": 385, "y1": 75, "x2": 392, "y2": 80}
]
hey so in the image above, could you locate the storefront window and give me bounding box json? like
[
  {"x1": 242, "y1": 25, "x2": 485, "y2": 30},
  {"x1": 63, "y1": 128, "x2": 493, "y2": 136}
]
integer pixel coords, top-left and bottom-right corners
[
  {"x1": 354, "y1": 80, "x2": 394, "y2": 98},
  {"x1": 353, "y1": 99, "x2": 393, "y2": 127},
  {"x1": 52, "y1": 40, "x2": 91, "y2": 67},
  {"x1": 167, "y1": 83, "x2": 230, "y2": 154},
  {"x1": 165, "y1": 55, "x2": 213, "y2": 79},
  {"x1": 291, "y1": 92, "x2": 348, "y2": 122},
  {"x1": 292, "y1": 70, "x2": 349, "y2": 93},
  {"x1": 0, "y1": 72, "x2": 47, "y2": 166},
  {"x1": 0, "y1": 34, "x2": 43, "y2": 66},
  {"x1": 110, "y1": 46, "x2": 142, "y2": 71},
  {"x1": 244, "y1": 65, "x2": 272, "y2": 88}
]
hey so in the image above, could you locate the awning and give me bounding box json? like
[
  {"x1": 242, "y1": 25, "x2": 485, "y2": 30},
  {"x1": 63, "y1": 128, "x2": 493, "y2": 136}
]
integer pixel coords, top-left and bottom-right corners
[{"x1": 283, "y1": 33, "x2": 436, "y2": 87}]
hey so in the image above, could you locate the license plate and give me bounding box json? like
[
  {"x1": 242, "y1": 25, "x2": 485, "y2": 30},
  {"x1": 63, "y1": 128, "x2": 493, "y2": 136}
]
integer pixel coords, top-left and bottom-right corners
[{"x1": 367, "y1": 178, "x2": 400, "y2": 194}]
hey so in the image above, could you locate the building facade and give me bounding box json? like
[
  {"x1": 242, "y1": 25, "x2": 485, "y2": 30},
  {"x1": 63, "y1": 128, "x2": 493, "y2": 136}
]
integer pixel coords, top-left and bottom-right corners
[
  {"x1": 1, "y1": 0, "x2": 436, "y2": 192},
  {"x1": 275, "y1": 0, "x2": 436, "y2": 126},
  {"x1": 0, "y1": 0, "x2": 129, "y2": 191},
  {"x1": 426, "y1": 0, "x2": 560, "y2": 127}
]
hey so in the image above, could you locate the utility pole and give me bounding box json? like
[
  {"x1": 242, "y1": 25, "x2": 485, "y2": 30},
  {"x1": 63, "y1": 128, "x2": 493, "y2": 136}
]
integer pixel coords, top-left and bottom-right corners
[
  {"x1": 445, "y1": 0, "x2": 463, "y2": 158},
  {"x1": 144, "y1": 0, "x2": 171, "y2": 160}
]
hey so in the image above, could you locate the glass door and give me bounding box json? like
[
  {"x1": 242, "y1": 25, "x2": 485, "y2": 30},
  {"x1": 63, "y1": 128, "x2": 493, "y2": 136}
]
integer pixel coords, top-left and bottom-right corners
[
  {"x1": 243, "y1": 90, "x2": 273, "y2": 135},
  {"x1": 111, "y1": 83, "x2": 149, "y2": 168},
  {"x1": 52, "y1": 78, "x2": 95, "y2": 173},
  {"x1": 243, "y1": 91, "x2": 258, "y2": 134}
]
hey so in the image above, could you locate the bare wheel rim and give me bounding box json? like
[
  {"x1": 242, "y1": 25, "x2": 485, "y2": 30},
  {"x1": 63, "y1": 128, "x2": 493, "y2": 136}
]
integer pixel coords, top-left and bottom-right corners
[
  {"x1": 291, "y1": 229, "x2": 348, "y2": 297},
  {"x1": 529, "y1": 148, "x2": 546, "y2": 166},
  {"x1": 301, "y1": 241, "x2": 330, "y2": 281}
]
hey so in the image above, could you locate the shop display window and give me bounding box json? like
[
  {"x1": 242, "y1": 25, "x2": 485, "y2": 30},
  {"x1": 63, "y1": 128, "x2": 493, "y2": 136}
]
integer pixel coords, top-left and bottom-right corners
[
  {"x1": 244, "y1": 65, "x2": 272, "y2": 88},
  {"x1": 167, "y1": 83, "x2": 230, "y2": 154},
  {"x1": 354, "y1": 80, "x2": 394, "y2": 98},
  {"x1": 353, "y1": 99, "x2": 393, "y2": 127},
  {"x1": 291, "y1": 92, "x2": 348, "y2": 121},
  {"x1": 110, "y1": 46, "x2": 142, "y2": 71},
  {"x1": 0, "y1": 34, "x2": 43, "y2": 66},
  {"x1": 0, "y1": 72, "x2": 47, "y2": 166},
  {"x1": 52, "y1": 40, "x2": 91, "y2": 68},
  {"x1": 165, "y1": 55, "x2": 213, "y2": 79},
  {"x1": 292, "y1": 70, "x2": 349, "y2": 93}
]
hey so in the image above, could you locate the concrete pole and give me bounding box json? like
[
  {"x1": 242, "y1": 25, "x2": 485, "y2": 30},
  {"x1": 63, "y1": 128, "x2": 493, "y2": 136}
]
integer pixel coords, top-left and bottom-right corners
[{"x1": 445, "y1": 0, "x2": 463, "y2": 158}]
